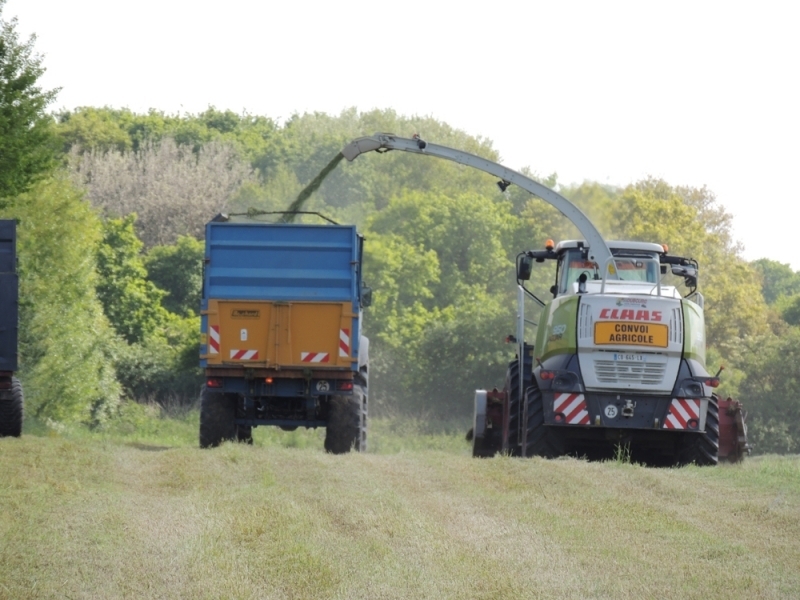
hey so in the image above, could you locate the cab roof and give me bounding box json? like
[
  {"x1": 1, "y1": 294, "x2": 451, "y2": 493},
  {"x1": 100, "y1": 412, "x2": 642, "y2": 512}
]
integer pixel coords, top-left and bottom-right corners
[{"x1": 554, "y1": 240, "x2": 665, "y2": 254}]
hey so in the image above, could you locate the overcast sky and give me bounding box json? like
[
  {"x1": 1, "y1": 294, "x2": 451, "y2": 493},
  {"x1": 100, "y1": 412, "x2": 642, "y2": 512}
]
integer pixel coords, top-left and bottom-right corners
[{"x1": 8, "y1": 0, "x2": 800, "y2": 268}]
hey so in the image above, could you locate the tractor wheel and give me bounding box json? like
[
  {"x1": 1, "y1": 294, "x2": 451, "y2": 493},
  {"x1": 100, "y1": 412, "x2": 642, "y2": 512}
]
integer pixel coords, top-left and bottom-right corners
[
  {"x1": 504, "y1": 360, "x2": 523, "y2": 456},
  {"x1": 199, "y1": 386, "x2": 236, "y2": 448},
  {"x1": 324, "y1": 394, "x2": 362, "y2": 454},
  {"x1": 521, "y1": 381, "x2": 564, "y2": 458},
  {"x1": 678, "y1": 395, "x2": 720, "y2": 466},
  {"x1": 0, "y1": 377, "x2": 23, "y2": 438}
]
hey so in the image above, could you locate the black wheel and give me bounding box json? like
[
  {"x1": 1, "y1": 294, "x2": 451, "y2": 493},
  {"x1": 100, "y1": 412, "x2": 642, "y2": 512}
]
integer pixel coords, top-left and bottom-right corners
[
  {"x1": 324, "y1": 394, "x2": 362, "y2": 454},
  {"x1": 521, "y1": 381, "x2": 564, "y2": 458},
  {"x1": 678, "y1": 395, "x2": 719, "y2": 466},
  {"x1": 354, "y1": 384, "x2": 368, "y2": 452},
  {"x1": 0, "y1": 377, "x2": 23, "y2": 438},
  {"x1": 236, "y1": 425, "x2": 253, "y2": 445},
  {"x1": 199, "y1": 386, "x2": 236, "y2": 448},
  {"x1": 504, "y1": 360, "x2": 523, "y2": 456}
]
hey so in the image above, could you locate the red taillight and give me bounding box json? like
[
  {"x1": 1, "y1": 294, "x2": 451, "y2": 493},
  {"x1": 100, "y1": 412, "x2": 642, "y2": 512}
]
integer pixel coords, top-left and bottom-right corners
[
  {"x1": 337, "y1": 381, "x2": 354, "y2": 391},
  {"x1": 554, "y1": 412, "x2": 565, "y2": 423},
  {"x1": 688, "y1": 418, "x2": 699, "y2": 429},
  {"x1": 704, "y1": 378, "x2": 720, "y2": 388},
  {"x1": 540, "y1": 370, "x2": 556, "y2": 380},
  {"x1": 207, "y1": 378, "x2": 223, "y2": 388},
  {"x1": 265, "y1": 377, "x2": 274, "y2": 384}
]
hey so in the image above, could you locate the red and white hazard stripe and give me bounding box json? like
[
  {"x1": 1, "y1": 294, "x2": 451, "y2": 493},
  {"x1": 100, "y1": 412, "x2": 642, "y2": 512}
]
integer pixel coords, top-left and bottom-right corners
[
  {"x1": 230, "y1": 349, "x2": 259, "y2": 360},
  {"x1": 663, "y1": 398, "x2": 700, "y2": 429},
  {"x1": 339, "y1": 328, "x2": 350, "y2": 358},
  {"x1": 553, "y1": 393, "x2": 590, "y2": 425},
  {"x1": 209, "y1": 325, "x2": 220, "y2": 355},
  {"x1": 301, "y1": 352, "x2": 330, "y2": 363}
]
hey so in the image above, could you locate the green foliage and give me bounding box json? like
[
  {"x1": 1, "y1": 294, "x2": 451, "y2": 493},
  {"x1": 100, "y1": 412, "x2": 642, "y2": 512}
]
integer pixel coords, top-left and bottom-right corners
[
  {"x1": 364, "y1": 191, "x2": 516, "y2": 417},
  {"x1": 1, "y1": 175, "x2": 121, "y2": 423},
  {"x1": 0, "y1": 1, "x2": 59, "y2": 203},
  {"x1": 145, "y1": 235, "x2": 204, "y2": 316},
  {"x1": 739, "y1": 328, "x2": 800, "y2": 454},
  {"x1": 752, "y1": 258, "x2": 800, "y2": 305},
  {"x1": 96, "y1": 215, "x2": 169, "y2": 344}
]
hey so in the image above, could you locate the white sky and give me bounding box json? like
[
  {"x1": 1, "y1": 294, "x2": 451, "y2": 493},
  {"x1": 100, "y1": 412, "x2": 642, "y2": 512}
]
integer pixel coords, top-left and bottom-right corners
[{"x1": 8, "y1": 0, "x2": 800, "y2": 268}]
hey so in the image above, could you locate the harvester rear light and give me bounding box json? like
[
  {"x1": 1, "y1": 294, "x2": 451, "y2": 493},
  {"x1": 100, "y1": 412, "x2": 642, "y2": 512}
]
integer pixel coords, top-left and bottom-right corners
[
  {"x1": 704, "y1": 378, "x2": 720, "y2": 388},
  {"x1": 337, "y1": 381, "x2": 354, "y2": 391},
  {"x1": 540, "y1": 370, "x2": 556, "y2": 380},
  {"x1": 207, "y1": 378, "x2": 223, "y2": 388}
]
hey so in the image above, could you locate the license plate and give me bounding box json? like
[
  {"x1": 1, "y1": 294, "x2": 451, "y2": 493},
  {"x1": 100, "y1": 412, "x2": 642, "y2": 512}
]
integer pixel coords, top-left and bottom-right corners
[{"x1": 613, "y1": 353, "x2": 646, "y2": 362}]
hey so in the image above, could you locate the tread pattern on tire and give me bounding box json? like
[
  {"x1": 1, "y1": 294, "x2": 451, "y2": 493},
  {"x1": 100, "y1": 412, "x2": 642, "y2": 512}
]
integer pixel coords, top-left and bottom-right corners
[
  {"x1": 678, "y1": 395, "x2": 720, "y2": 466},
  {"x1": 325, "y1": 391, "x2": 366, "y2": 454},
  {"x1": 199, "y1": 386, "x2": 236, "y2": 448},
  {"x1": 0, "y1": 377, "x2": 23, "y2": 438},
  {"x1": 504, "y1": 360, "x2": 523, "y2": 457},
  {"x1": 521, "y1": 382, "x2": 564, "y2": 458}
]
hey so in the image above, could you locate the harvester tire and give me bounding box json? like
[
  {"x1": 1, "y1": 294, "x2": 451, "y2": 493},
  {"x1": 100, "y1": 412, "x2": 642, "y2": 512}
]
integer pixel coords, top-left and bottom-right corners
[
  {"x1": 521, "y1": 381, "x2": 563, "y2": 458},
  {"x1": 0, "y1": 377, "x2": 23, "y2": 437},
  {"x1": 199, "y1": 386, "x2": 236, "y2": 448},
  {"x1": 325, "y1": 394, "x2": 362, "y2": 454},
  {"x1": 678, "y1": 395, "x2": 720, "y2": 466},
  {"x1": 504, "y1": 360, "x2": 523, "y2": 456}
]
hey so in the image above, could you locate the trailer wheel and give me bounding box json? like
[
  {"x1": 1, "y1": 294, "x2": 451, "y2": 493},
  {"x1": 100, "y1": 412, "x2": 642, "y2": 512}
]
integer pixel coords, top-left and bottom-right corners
[
  {"x1": 324, "y1": 395, "x2": 361, "y2": 454},
  {"x1": 354, "y1": 384, "x2": 368, "y2": 452},
  {"x1": 0, "y1": 377, "x2": 23, "y2": 438},
  {"x1": 236, "y1": 426, "x2": 253, "y2": 445},
  {"x1": 521, "y1": 381, "x2": 563, "y2": 458},
  {"x1": 504, "y1": 360, "x2": 523, "y2": 456},
  {"x1": 199, "y1": 386, "x2": 236, "y2": 448},
  {"x1": 678, "y1": 395, "x2": 720, "y2": 466}
]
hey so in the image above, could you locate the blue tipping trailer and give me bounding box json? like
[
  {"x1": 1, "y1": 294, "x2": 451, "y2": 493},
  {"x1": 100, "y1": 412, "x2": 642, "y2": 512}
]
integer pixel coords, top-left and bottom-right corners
[{"x1": 199, "y1": 218, "x2": 370, "y2": 452}]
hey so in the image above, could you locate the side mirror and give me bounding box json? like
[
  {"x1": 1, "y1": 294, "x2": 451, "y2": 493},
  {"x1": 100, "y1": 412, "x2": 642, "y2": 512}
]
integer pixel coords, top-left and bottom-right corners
[
  {"x1": 517, "y1": 255, "x2": 533, "y2": 281},
  {"x1": 361, "y1": 285, "x2": 373, "y2": 308},
  {"x1": 671, "y1": 265, "x2": 698, "y2": 288}
]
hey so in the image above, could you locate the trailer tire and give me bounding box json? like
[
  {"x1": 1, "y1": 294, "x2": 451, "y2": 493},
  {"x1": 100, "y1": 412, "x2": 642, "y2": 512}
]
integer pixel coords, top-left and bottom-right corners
[
  {"x1": 0, "y1": 377, "x2": 23, "y2": 438},
  {"x1": 354, "y1": 384, "x2": 368, "y2": 452},
  {"x1": 678, "y1": 395, "x2": 720, "y2": 466},
  {"x1": 236, "y1": 426, "x2": 253, "y2": 445},
  {"x1": 324, "y1": 395, "x2": 361, "y2": 454},
  {"x1": 521, "y1": 381, "x2": 563, "y2": 458},
  {"x1": 199, "y1": 386, "x2": 236, "y2": 448},
  {"x1": 504, "y1": 360, "x2": 523, "y2": 456}
]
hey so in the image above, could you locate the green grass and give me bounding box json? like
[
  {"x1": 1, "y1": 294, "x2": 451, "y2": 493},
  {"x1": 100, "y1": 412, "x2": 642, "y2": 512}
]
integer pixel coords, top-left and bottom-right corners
[{"x1": 2, "y1": 410, "x2": 799, "y2": 599}]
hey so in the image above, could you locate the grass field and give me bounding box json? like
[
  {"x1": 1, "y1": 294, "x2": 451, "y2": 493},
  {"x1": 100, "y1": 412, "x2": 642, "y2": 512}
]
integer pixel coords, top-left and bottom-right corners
[{"x1": 1, "y1": 411, "x2": 799, "y2": 599}]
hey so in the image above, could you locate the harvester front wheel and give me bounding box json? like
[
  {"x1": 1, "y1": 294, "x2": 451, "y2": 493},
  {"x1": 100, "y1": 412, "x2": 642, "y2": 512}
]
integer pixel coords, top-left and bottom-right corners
[
  {"x1": 0, "y1": 377, "x2": 23, "y2": 437},
  {"x1": 678, "y1": 395, "x2": 720, "y2": 466},
  {"x1": 199, "y1": 386, "x2": 236, "y2": 448},
  {"x1": 521, "y1": 381, "x2": 563, "y2": 458}
]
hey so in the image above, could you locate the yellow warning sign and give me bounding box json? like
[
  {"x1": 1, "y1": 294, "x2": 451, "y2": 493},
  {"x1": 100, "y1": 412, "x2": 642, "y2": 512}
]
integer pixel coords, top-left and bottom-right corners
[{"x1": 594, "y1": 321, "x2": 668, "y2": 348}]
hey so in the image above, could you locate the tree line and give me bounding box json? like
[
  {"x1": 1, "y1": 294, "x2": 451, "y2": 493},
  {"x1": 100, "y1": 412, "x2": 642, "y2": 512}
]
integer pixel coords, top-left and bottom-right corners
[{"x1": 1, "y1": 2, "x2": 798, "y2": 452}]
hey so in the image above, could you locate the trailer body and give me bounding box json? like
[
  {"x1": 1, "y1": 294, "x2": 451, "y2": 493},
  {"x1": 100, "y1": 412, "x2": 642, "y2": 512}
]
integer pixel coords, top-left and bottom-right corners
[{"x1": 199, "y1": 219, "x2": 368, "y2": 451}]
